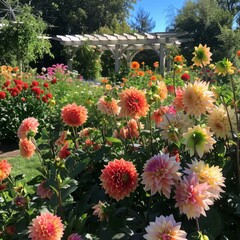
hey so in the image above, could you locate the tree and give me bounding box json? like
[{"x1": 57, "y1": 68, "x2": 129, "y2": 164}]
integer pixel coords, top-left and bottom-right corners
[
  {"x1": 171, "y1": 0, "x2": 234, "y2": 62},
  {"x1": 130, "y1": 7, "x2": 156, "y2": 33},
  {"x1": 0, "y1": 5, "x2": 52, "y2": 69}
]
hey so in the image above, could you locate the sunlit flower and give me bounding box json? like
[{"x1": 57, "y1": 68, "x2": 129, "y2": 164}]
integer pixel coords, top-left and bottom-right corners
[
  {"x1": 19, "y1": 138, "x2": 36, "y2": 159},
  {"x1": 144, "y1": 214, "x2": 187, "y2": 240},
  {"x1": 237, "y1": 50, "x2": 240, "y2": 58},
  {"x1": 61, "y1": 103, "x2": 88, "y2": 127},
  {"x1": 173, "y1": 87, "x2": 184, "y2": 111},
  {"x1": 184, "y1": 159, "x2": 225, "y2": 200},
  {"x1": 131, "y1": 61, "x2": 140, "y2": 69},
  {"x1": 207, "y1": 104, "x2": 237, "y2": 139},
  {"x1": 0, "y1": 91, "x2": 6, "y2": 99},
  {"x1": 100, "y1": 158, "x2": 138, "y2": 201},
  {"x1": 215, "y1": 58, "x2": 235, "y2": 76},
  {"x1": 17, "y1": 117, "x2": 39, "y2": 139},
  {"x1": 29, "y1": 212, "x2": 64, "y2": 240},
  {"x1": 157, "y1": 81, "x2": 168, "y2": 101},
  {"x1": 192, "y1": 44, "x2": 212, "y2": 67},
  {"x1": 142, "y1": 154, "x2": 181, "y2": 198},
  {"x1": 119, "y1": 119, "x2": 143, "y2": 139},
  {"x1": 55, "y1": 131, "x2": 69, "y2": 146},
  {"x1": 92, "y1": 201, "x2": 109, "y2": 222},
  {"x1": 174, "y1": 55, "x2": 185, "y2": 64},
  {"x1": 37, "y1": 180, "x2": 53, "y2": 199},
  {"x1": 174, "y1": 173, "x2": 213, "y2": 219},
  {"x1": 159, "y1": 112, "x2": 193, "y2": 142},
  {"x1": 67, "y1": 233, "x2": 82, "y2": 240},
  {"x1": 151, "y1": 106, "x2": 168, "y2": 125},
  {"x1": 182, "y1": 125, "x2": 216, "y2": 158},
  {"x1": 153, "y1": 61, "x2": 159, "y2": 68},
  {"x1": 118, "y1": 87, "x2": 149, "y2": 118},
  {"x1": 182, "y1": 81, "x2": 215, "y2": 116},
  {"x1": 97, "y1": 96, "x2": 120, "y2": 116},
  {"x1": 58, "y1": 142, "x2": 71, "y2": 159},
  {"x1": 0, "y1": 160, "x2": 12, "y2": 181}
]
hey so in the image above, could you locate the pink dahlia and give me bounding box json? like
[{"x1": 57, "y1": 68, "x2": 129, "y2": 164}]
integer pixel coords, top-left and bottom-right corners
[
  {"x1": 100, "y1": 158, "x2": 138, "y2": 201},
  {"x1": 61, "y1": 103, "x2": 88, "y2": 127},
  {"x1": 144, "y1": 214, "x2": 187, "y2": 240},
  {"x1": 29, "y1": 212, "x2": 64, "y2": 240},
  {"x1": 0, "y1": 159, "x2": 12, "y2": 181},
  {"x1": 142, "y1": 154, "x2": 181, "y2": 198},
  {"x1": 19, "y1": 138, "x2": 36, "y2": 159},
  {"x1": 174, "y1": 173, "x2": 213, "y2": 219},
  {"x1": 37, "y1": 180, "x2": 53, "y2": 199},
  {"x1": 92, "y1": 200, "x2": 109, "y2": 222},
  {"x1": 97, "y1": 96, "x2": 120, "y2": 116},
  {"x1": 17, "y1": 117, "x2": 39, "y2": 139},
  {"x1": 118, "y1": 87, "x2": 149, "y2": 118}
]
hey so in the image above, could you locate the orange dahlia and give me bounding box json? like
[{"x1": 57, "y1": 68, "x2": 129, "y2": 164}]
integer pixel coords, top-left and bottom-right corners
[
  {"x1": 142, "y1": 154, "x2": 181, "y2": 198},
  {"x1": 0, "y1": 159, "x2": 12, "y2": 181},
  {"x1": 130, "y1": 61, "x2": 140, "y2": 70},
  {"x1": 19, "y1": 138, "x2": 36, "y2": 159},
  {"x1": 182, "y1": 81, "x2": 215, "y2": 116},
  {"x1": 100, "y1": 158, "x2": 138, "y2": 201},
  {"x1": 118, "y1": 87, "x2": 149, "y2": 118},
  {"x1": 192, "y1": 44, "x2": 212, "y2": 67},
  {"x1": 119, "y1": 119, "x2": 144, "y2": 139},
  {"x1": 61, "y1": 103, "x2": 88, "y2": 127},
  {"x1": 17, "y1": 117, "x2": 39, "y2": 139},
  {"x1": 97, "y1": 96, "x2": 120, "y2": 116},
  {"x1": 144, "y1": 214, "x2": 187, "y2": 240},
  {"x1": 28, "y1": 212, "x2": 64, "y2": 240}
]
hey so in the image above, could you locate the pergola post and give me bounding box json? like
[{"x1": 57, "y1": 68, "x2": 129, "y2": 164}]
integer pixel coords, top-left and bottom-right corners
[
  {"x1": 66, "y1": 46, "x2": 78, "y2": 71},
  {"x1": 114, "y1": 45, "x2": 121, "y2": 73},
  {"x1": 159, "y1": 43, "x2": 166, "y2": 76}
]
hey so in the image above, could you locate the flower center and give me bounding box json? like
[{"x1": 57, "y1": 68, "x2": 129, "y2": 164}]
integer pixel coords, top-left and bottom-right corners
[
  {"x1": 191, "y1": 131, "x2": 205, "y2": 145},
  {"x1": 160, "y1": 233, "x2": 171, "y2": 240}
]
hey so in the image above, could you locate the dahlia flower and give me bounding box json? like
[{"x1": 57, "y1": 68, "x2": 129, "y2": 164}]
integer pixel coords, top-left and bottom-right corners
[
  {"x1": 17, "y1": 117, "x2": 39, "y2": 139},
  {"x1": 174, "y1": 173, "x2": 213, "y2": 219},
  {"x1": 100, "y1": 158, "x2": 138, "y2": 201},
  {"x1": 118, "y1": 87, "x2": 149, "y2": 118},
  {"x1": 37, "y1": 180, "x2": 53, "y2": 199},
  {"x1": 182, "y1": 81, "x2": 215, "y2": 116},
  {"x1": 19, "y1": 138, "x2": 36, "y2": 159},
  {"x1": 97, "y1": 96, "x2": 120, "y2": 116},
  {"x1": 156, "y1": 81, "x2": 168, "y2": 101},
  {"x1": 207, "y1": 104, "x2": 237, "y2": 139},
  {"x1": 142, "y1": 154, "x2": 181, "y2": 198},
  {"x1": 192, "y1": 44, "x2": 212, "y2": 67},
  {"x1": 28, "y1": 212, "x2": 64, "y2": 240},
  {"x1": 58, "y1": 142, "x2": 71, "y2": 159},
  {"x1": 151, "y1": 107, "x2": 168, "y2": 125},
  {"x1": 215, "y1": 58, "x2": 235, "y2": 76},
  {"x1": 131, "y1": 61, "x2": 140, "y2": 69},
  {"x1": 173, "y1": 87, "x2": 184, "y2": 111},
  {"x1": 0, "y1": 159, "x2": 12, "y2": 181},
  {"x1": 55, "y1": 131, "x2": 69, "y2": 146},
  {"x1": 61, "y1": 103, "x2": 88, "y2": 127},
  {"x1": 184, "y1": 159, "x2": 225, "y2": 200},
  {"x1": 144, "y1": 214, "x2": 187, "y2": 240},
  {"x1": 182, "y1": 125, "x2": 216, "y2": 158},
  {"x1": 119, "y1": 119, "x2": 143, "y2": 139},
  {"x1": 159, "y1": 112, "x2": 193, "y2": 142},
  {"x1": 92, "y1": 200, "x2": 109, "y2": 221}
]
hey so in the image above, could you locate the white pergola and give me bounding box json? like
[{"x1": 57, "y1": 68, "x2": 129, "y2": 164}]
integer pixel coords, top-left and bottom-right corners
[{"x1": 50, "y1": 32, "x2": 185, "y2": 75}]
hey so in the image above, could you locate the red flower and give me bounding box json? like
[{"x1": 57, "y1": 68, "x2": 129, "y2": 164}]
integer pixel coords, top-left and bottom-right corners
[
  {"x1": 31, "y1": 87, "x2": 41, "y2": 95},
  {"x1": 181, "y1": 73, "x2": 190, "y2": 81},
  {"x1": 31, "y1": 80, "x2": 39, "y2": 87},
  {"x1": 16, "y1": 84, "x2": 22, "y2": 91},
  {"x1": 22, "y1": 83, "x2": 28, "y2": 90},
  {"x1": 43, "y1": 82, "x2": 49, "y2": 88},
  {"x1": 100, "y1": 158, "x2": 138, "y2": 201},
  {"x1": 46, "y1": 93, "x2": 53, "y2": 99},
  {"x1": 3, "y1": 80, "x2": 10, "y2": 87},
  {"x1": 42, "y1": 96, "x2": 48, "y2": 103},
  {"x1": 167, "y1": 85, "x2": 175, "y2": 94},
  {"x1": 0, "y1": 91, "x2": 6, "y2": 99},
  {"x1": 58, "y1": 142, "x2": 71, "y2": 159},
  {"x1": 14, "y1": 79, "x2": 23, "y2": 85},
  {"x1": 10, "y1": 87, "x2": 20, "y2": 97},
  {"x1": 51, "y1": 78, "x2": 57, "y2": 84}
]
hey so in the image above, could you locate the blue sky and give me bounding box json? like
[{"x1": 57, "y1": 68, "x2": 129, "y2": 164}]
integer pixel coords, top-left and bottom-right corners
[{"x1": 129, "y1": 0, "x2": 185, "y2": 32}]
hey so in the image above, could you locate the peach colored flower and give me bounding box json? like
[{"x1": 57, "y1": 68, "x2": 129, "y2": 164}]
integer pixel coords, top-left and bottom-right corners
[
  {"x1": 119, "y1": 119, "x2": 144, "y2": 139},
  {"x1": 29, "y1": 212, "x2": 64, "y2": 240},
  {"x1": 100, "y1": 158, "x2": 138, "y2": 201},
  {"x1": 182, "y1": 81, "x2": 215, "y2": 116},
  {"x1": 142, "y1": 154, "x2": 181, "y2": 198},
  {"x1": 173, "y1": 87, "x2": 184, "y2": 111},
  {"x1": 97, "y1": 96, "x2": 120, "y2": 116},
  {"x1": 19, "y1": 138, "x2": 35, "y2": 159},
  {"x1": 55, "y1": 131, "x2": 69, "y2": 146},
  {"x1": 207, "y1": 104, "x2": 237, "y2": 139},
  {"x1": 159, "y1": 112, "x2": 193, "y2": 142},
  {"x1": 58, "y1": 142, "x2": 71, "y2": 159},
  {"x1": 182, "y1": 125, "x2": 216, "y2": 158},
  {"x1": 184, "y1": 159, "x2": 225, "y2": 201},
  {"x1": 174, "y1": 173, "x2": 213, "y2": 219},
  {"x1": 0, "y1": 159, "x2": 12, "y2": 181},
  {"x1": 157, "y1": 81, "x2": 168, "y2": 101},
  {"x1": 144, "y1": 214, "x2": 187, "y2": 240},
  {"x1": 192, "y1": 44, "x2": 212, "y2": 67},
  {"x1": 37, "y1": 180, "x2": 53, "y2": 199},
  {"x1": 17, "y1": 117, "x2": 39, "y2": 138},
  {"x1": 61, "y1": 103, "x2": 88, "y2": 127},
  {"x1": 67, "y1": 233, "x2": 82, "y2": 240},
  {"x1": 92, "y1": 201, "x2": 109, "y2": 222},
  {"x1": 118, "y1": 88, "x2": 149, "y2": 118},
  {"x1": 151, "y1": 107, "x2": 167, "y2": 125}
]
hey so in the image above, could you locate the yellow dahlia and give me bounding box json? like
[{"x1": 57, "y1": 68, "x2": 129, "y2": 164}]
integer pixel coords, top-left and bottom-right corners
[
  {"x1": 182, "y1": 125, "x2": 216, "y2": 158},
  {"x1": 192, "y1": 44, "x2": 212, "y2": 67},
  {"x1": 159, "y1": 112, "x2": 193, "y2": 142},
  {"x1": 182, "y1": 81, "x2": 215, "y2": 116},
  {"x1": 215, "y1": 58, "x2": 235, "y2": 76},
  {"x1": 184, "y1": 159, "x2": 225, "y2": 200},
  {"x1": 207, "y1": 104, "x2": 237, "y2": 139},
  {"x1": 156, "y1": 81, "x2": 168, "y2": 101}
]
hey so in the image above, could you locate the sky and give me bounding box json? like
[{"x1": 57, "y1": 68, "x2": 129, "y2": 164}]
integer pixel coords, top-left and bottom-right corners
[{"x1": 129, "y1": 0, "x2": 185, "y2": 32}]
